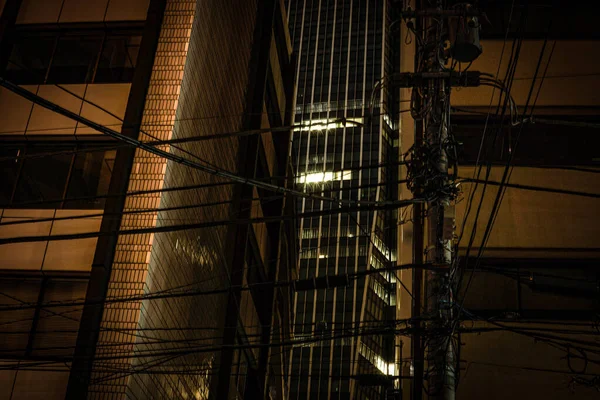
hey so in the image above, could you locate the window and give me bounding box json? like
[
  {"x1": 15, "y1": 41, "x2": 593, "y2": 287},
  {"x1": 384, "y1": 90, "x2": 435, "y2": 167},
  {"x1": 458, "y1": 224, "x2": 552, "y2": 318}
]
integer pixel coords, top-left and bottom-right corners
[
  {"x1": 0, "y1": 276, "x2": 87, "y2": 358},
  {"x1": 0, "y1": 141, "x2": 116, "y2": 209},
  {"x1": 47, "y1": 36, "x2": 103, "y2": 84},
  {"x1": 96, "y1": 35, "x2": 141, "y2": 83},
  {"x1": 358, "y1": 341, "x2": 397, "y2": 376},
  {"x1": 295, "y1": 170, "x2": 352, "y2": 184},
  {"x1": 293, "y1": 117, "x2": 363, "y2": 132},
  {"x1": 371, "y1": 279, "x2": 395, "y2": 306},
  {"x1": 4, "y1": 36, "x2": 55, "y2": 84},
  {"x1": 5, "y1": 25, "x2": 143, "y2": 85}
]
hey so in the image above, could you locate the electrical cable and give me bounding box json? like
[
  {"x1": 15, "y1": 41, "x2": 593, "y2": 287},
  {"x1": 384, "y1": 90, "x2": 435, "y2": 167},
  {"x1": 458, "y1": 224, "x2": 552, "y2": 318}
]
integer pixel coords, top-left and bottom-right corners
[
  {"x1": 453, "y1": 0, "x2": 518, "y2": 257},
  {"x1": 0, "y1": 324, "x2": 412, "y2": 364},
  {"x1": 0, "y1": 358, "x2": 411, "y2": 378},
  {"x1": 432, "y1": 3, "x2": 523, "y2": 389},
  {"x1": 457, "y1": 177, "x2": 600, "y2": 199},
  {"x1": 0, "y1": 198, "x2": 235, "y2": 227},
  {"x1": 0, "y1": 9, "x2": 436, "y2": 396},
  {"x1": 463, "y1": 360, "x2": 600, "y2": 378},
  {"x1": 0, "y1": 198, "x2": 421, "y2": 246},
  {"x1": 0, "y1": 179, "x2": 235, "y2": 209},
  {"x1": 0, "y1": 159, "x2": 409, "y2": 210},
  {"x1": 0, "y1": 318, "x2": 417, "y2": 359},
  {"x1": 0, "y1": 262, "x2": 436, "y2": 312},
  {"x1": 0, "y1": 76, "x2": 394, "y2": 211},
  {"x1": 0, "y1": 224, "x2": 407, "y2": 330},
  {"x1": 463, "y1": 25, "x2": 556, "y2": 275},
  {"x1": 0, "y1": 317, "x2": 416, "y2": 337},
  {"x1": 452, "y1": 1, "x2": 526, "y2": 304},
  {"x1": 460, "y1": 308, "x2": 600, "y2": 356},
  {"x1": 451, "y1": 106, "x2": 600, "y2": 132}
]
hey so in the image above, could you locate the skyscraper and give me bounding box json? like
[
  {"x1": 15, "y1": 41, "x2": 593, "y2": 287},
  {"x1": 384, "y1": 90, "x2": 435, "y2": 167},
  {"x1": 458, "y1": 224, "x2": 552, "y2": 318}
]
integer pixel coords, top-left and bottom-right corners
[
  {"x1": 286, "y1": 1, "x2": 400, "y2": 398},
  {"x1": 0, "y1": 0, "x2": 296, "y2": 399}
]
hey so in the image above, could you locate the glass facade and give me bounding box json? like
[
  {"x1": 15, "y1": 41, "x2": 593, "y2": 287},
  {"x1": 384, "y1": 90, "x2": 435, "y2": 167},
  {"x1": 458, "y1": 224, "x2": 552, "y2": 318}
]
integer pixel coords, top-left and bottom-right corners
[
  {"x1": 6, "y1": 25, "x2": 142, "y2": 85},
  {"x1": 0, "y1": 1, "x2": 295, "y2": 399},
  {"x1": 0, "y1": 142, "x2": 116, "y2": 209},
  {"x1": 287, "y1": 1, "x2": 398, "y2": 398}
]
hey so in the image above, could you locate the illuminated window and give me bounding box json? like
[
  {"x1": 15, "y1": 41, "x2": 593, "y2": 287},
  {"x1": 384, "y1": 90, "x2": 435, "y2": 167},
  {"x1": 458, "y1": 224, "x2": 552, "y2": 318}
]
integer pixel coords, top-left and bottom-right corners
[
  {"x1": 295, "y1": 170, "x2": 352, "y2": 184},
  {"x1": 293, "y1": 118, "x2": 363, "y2": 132},
  {"x1": 300, "y1": 248, "x2": 318, "y2": 259},
  {"x1": 372, "y1": 279, "x2": 393, "y2": 305},
  {"x1": 359, "y1": 341, "x2": 398, "y2": 376},
  {"x1": 383, "y1": 113, "x2": 396, "y2": 131},
  {"x1": 370, "y1": 254, "x2": 396, "y2": 283},
  {"x1": 301, "y1": 228, "x2": 319, "y2": 239},
  {"x1": 295, "y1": 100, "x2": 384, "y2": 114},
  {"x1": 373, "y1": 235, "x2": 392, "y2": 261}
]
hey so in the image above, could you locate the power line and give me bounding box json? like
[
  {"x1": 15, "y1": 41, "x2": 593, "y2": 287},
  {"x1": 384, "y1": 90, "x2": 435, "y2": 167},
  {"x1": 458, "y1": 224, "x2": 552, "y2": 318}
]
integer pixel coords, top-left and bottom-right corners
[
  {"x1": 0, "y1": 198, "x2": 420, "y2": 246},
  {"x1": 0, "y1": 226, "x2": 405, "y2": 330},
  {"x1": 0, "y1": 174, "x2": 391, "y2": 211},
  {"x1": 452, "y1": 106, "x2": 600, "y2": 132},
  {"x1": 0, "y1": 180, "x2": 235, "y2": 209},
  {"x1": 0, "y1": 359, "x2": 410, "y2": 380},
  {"x1": 0, "y1": 262, "x2": 435, "y2": 312},
  {"x1": 460, "y1": 326, "x2": 600, "y2": 336},
  {"x1": 0, "y1": 317, "x2": 418, "y2": 356},
  {"x1": 0, "y1": 199, "x2": 233, "y2": 227},
  {"x1": 460, "y1": 308, "x2": 600, "y2": 355},
  {"x1": 0, "y1": 159, "x2": 408, "y2": 212},
  {"x1": 2, "y1": 57, "x2": 391, "y2": 136},
  {"x1": 513, "y1": 72, "x2": 600, "y2": 81},
  {"x1": 0, "y1": 195, "x2": 287, "y2": 228},
  {"x1": 447, "y1": 6, "x2": 526, "y2": 391},
  {"x1": 0, "y1": 317, "x2": 415, "y2": 336},
  {"x1": 5, "y1": 318, "x2": 597, "y2": 359},
  {"x1": 0, "y1": 76, "x2": 390, "y2": 211},
  {"x1": 463, "y1": 360, "x2": 600, "y2": 378},
  {"x1": 0, "y1": 324, "x2": 412, "y2": 364},
  {"x1": 453, "y1": 2, "x2": 530, "y2": 305},
  {"x1": 452, "y1": 0, "x2": 519, "y2": 283},
  {"x1": 457, "y1": 177, "x2": 600, "y2": 199},
  {"x1": 0, "y1": 116, "x2": 371, "y2": 163}
]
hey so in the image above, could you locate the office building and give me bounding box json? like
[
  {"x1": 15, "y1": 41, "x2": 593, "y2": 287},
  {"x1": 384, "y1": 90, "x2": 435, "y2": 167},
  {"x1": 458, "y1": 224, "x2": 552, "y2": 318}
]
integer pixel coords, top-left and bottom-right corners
[
  {"x1": 286, "y1": 1, "x2": 400, "y2": 399},
  {"x1": 0, "y1": 0, "x2": 296, "y2": 399}
]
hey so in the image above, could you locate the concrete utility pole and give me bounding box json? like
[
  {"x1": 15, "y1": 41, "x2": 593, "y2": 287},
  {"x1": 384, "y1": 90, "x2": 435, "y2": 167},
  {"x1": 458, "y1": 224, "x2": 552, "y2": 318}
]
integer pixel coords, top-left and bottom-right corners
[
  {"x1": 400, "y1": 2, "x2": 482, "y2": 399},
  {"x1": 422, "y1": 8, "x2": 455, "y2": 400},
  {"x1": 422, "y1": 72, "x2": 456, "y2": 400}
]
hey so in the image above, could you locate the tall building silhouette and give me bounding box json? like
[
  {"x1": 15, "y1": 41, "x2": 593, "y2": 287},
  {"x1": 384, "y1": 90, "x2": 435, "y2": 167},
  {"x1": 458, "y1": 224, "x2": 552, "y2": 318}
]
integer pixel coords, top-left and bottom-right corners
[{"x1": 287, "y1": 1, "x2": 400, "y2": 398}]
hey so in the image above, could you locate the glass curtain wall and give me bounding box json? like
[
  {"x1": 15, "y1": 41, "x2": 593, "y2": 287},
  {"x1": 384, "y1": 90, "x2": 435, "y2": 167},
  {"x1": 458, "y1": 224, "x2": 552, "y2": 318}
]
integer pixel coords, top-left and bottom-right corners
[{"x1": 287, "y1": 1, "x2": 398, "y2": 398}]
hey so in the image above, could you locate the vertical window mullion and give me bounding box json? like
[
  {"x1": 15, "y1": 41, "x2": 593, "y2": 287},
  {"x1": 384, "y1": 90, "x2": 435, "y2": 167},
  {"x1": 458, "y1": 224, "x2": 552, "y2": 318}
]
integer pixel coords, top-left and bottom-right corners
[
  {"x1": 124, "y1": 35, "x2": 138, "y2": 81},
  {"x1": 25, "y1": 276, "x2": 48, "y2": 356},
  {"x1": 44, "y1": 34, "x2": 60, "y2": 85},
  {"x1": 8, "y1": 146, "x2": 25, "y2": 206},
  {"x1": 91, "y1": 33, "x2": 107, "y2": 84},
  {"x1": 59, "y1": 145, "x2": 77, "y2": 209}
]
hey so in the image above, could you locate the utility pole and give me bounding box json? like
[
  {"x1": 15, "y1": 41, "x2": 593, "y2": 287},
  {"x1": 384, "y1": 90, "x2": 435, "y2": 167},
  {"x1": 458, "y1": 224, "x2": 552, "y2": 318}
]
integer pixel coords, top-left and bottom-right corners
[
  {"x1": 397, "y1": 2, "x2": 483, "y2": 400},
  {"x1": 422, "y1": 62, "x2": 456, "y2": 400},
  {"x1": 421, "y1": 7, "x2": 455, "y2": 399}
]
